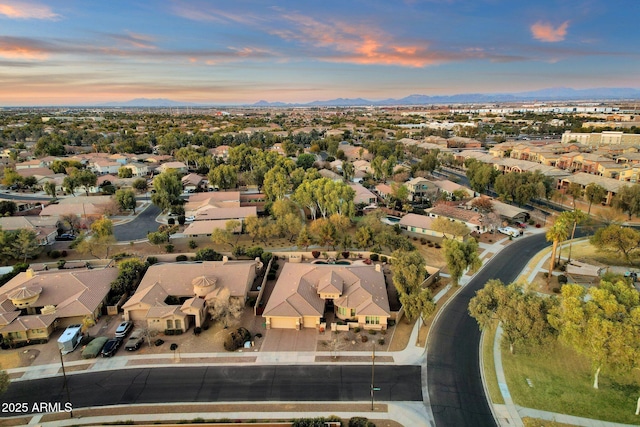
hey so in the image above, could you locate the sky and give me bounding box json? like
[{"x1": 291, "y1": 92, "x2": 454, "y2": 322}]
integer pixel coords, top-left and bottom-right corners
[{"x1": 0, "y1": 0, "x2": 639, "y2": 106}]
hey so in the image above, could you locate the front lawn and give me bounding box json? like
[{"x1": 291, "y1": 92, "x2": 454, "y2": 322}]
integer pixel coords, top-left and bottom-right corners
[{"x1": 502, "y1": 341, "x2": 640, "y2": 425}]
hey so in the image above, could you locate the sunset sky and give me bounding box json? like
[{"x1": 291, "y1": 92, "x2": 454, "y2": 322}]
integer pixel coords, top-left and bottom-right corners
[{"x1": 0, "y1": 0, "x2": 639, "y2": 105}]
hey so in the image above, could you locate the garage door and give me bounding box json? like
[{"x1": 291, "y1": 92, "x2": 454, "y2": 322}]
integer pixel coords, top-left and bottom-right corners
[
  {"x1": 303, "y1": 316, "x2": 319, "y2": 328},
  {"x1": 269, "y1": 317, "x2": 298, "y2": 329}
]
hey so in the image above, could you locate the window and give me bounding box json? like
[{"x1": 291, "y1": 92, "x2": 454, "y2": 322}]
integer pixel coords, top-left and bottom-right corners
[
  {"x1": 174, "y1": 319, "x2": 181, "y2": 330},
  {"x1": 337, "y1": 306, "x2": 347, "y2": 316},
  {"x1": 365, "y1": 316, "x2": 380, "y2": 325},
  {"x1": 166, "y1": 319, "x2": 173, "y2": 329}
]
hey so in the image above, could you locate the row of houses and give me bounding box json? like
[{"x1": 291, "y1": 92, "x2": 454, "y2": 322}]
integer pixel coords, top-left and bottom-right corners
[{"x1": 0, "y1": 258, "x2": 392, "y2": 345}]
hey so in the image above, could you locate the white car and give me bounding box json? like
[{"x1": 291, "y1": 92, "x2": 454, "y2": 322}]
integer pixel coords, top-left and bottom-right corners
[{"x1": 498, "y1": 226, "x2": 522, "y2": 237}]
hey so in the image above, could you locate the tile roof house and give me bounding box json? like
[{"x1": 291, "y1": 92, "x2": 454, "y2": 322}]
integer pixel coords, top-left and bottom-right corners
[
  {"x1": 0, "y1": 267, "x2": 118, "y2": 345},
  {"x1": 263, "y1": 263, "x2": 390, "y2": 331},
  {"x1": 157, "y1": 161, "x2": 188, "y2": 174},
  {"x1": 426, "y1": 204, "x2": 483, "y2": 234},
  {"x1": 0, "y1": 216, "x2": 58, "y2": 245},
  {"x1": 123, "y1": 260, "x2": 261, "y2": 332}
]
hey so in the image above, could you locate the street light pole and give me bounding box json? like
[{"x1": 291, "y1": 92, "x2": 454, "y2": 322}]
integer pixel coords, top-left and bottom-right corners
[
  {"x1": 370, "y1": 342, "x2": 375, "y2": 411},
  {"x1": 58, "y1": 348, "x2": 73, "y2": 418}
]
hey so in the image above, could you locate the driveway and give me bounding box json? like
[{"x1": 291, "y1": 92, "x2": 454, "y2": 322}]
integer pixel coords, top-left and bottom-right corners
[
  {"x1": 261, "y1": 329, "x2": 318, "y2": 352},
  {"x1": 113, "y1": 203, "x2": 161, "y2": 241}
]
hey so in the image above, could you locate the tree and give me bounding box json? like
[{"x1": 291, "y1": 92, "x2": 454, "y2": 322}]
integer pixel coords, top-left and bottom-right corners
[
  {"x1": 63, "y1": 175, "x2": 77, "y2": 196},
  {"x1": 400, "y1": 289, "x2": 436, "y2": 323},
  {"x1": 91, "y1": 217, "x2": 113, "y2": 238},
  {"x1": 309, "y1": 217, "x2": 337, "y2": 249},
  {"x1": 469, "y1": 280, "x2": 556, "y2": 354},
  {"x1": 355, "y1": 225, "x2": 374, "y2": 250},
  {"x1": 590, "y1": 224, "x2": 640, "y2": 263},
  {"x1": 208, "y1": 164, "x2": 238, "y2": 190},
  {"x1": 147, "y1": 231, "x2": 169, "y2": 248},
  {"x1": 262, "y1": 166, "x2": 290, "y2": 201},
  {"x1": 443, "y1": 238, "x2": 481, "y2": 286},
  {"x1": 566, "y1": 182, "x2": 583, "y2": 208},
  {"x1": 76, "y1": 218, "x2": 116, "y2": 259},
  {"x1": 612, "y1": 184, "x2": 640, "y2": 219},
  {"x1": 296, "y1": 226, "x2": 314, "y2": 250},
  {"x1": 584, "y1": 183, "x2": 606, "y2": 215},
  {"x1": 11, "y1": 229, "x2": 39, "y2": 262},
  {"x1": 391, "y1": 250, "x2": 426, "y2": 296},
  {"x1": 43, "y1": 181, "x2": 57, "y2": 198},
  {"x1": 110, "y1": 258, "x2": 148, "y2": 296},
  {"x1": 59, "y1": 213, "x2": 81, "y2": 234},
  {"x1": 0, "y1": 201, "x2": 17, "y2": 216},
  {"x1": 115, "y1": 189, "x2": 137, "y2": 213},
  {"x1": 2, "y1": 168, "x2": 23, "y2": 188},
  {"x1": 549, "y1": 281, "x2": 640, "y2": 389},
  {"x1": 545, "y1": 214, "x2": 571, "y2": 279},
  {"x1": 565, "y1": 209, "x2": 587, "y2": 263},
  {"x1": 207, "y1": 287, "x2": 244, "y2": 328},
  {"x1": 431, "y1": 217, "x2": 470, "y2": 239},
  {"x1": 296, "y1": 153, "x2": 316, "y2": 170},
  {"x1": 132, "y1": 178, "x2": 148, "y2": 193},
  {"x1": 118, "y1": 167, "x2": 133, "y2": 178},
  {"x1": 151, "y1": 170, "x2": 182, "y2": 212},
  {"x1": 23, "y1": 175, "x2": 37, "y2": 189},
  {"x1": 72, "y1": 169, "x2": 97, "y2": 196},
  {"x1": 471, "y1": 197, "x2": 494, "y2": 214},
  {"x1": 342, "y1": 161, "x2": 355, "y2": 182},
  {"x1": 211, "y1": 220, "x2": 241, "y2": 249}
]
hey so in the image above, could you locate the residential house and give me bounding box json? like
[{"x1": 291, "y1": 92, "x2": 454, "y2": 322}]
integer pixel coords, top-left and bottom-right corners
[
  {"x1": 0, "y1": 267, "x2": 118, "y2": 345},
  {"x1": 181, "y1": 173, "x2": 205, "y2": 192},
  {"x1": 263, "y1": 263, "x2": 390, "y2": 331},
  {"x1": 349, "y1": 183, "x2": 377, "y2": 206},
  {"x1": 121, "y1": 162, "x2": 149, "y2": 177},
  {"x1": 432, "y1": 180, "x2": 474, "y2": 199},
  {"x1": 399, "y1": 213, "x2": 465, "y2": 240},
  {"x1": 0, "y1": 216, "x2": 59, "y2": 245},
  {"x1": 405, "y1": 177, "x2": 435, "y2": 203},
  {"x1": 182, "y1": 192, "x2": 257, "y2": 237},
  {"x1": 92, "y1": 160, "x2": 121, "y2": 175},
  {"x1": 426, "y1": 204, "x2": 484, "y2": 234},
  {"x1": 123, "y1": 260, "x2": 261, "y2": 333},
  {"x1": 157, "y1": 161, "x2": 188, "y2": 174},
  {"x1": 40, "y1": 195, "x2": 113, "y2": 219},
  {"x1": 15, "y1": 159, "x2": 45, "y2": 170}
]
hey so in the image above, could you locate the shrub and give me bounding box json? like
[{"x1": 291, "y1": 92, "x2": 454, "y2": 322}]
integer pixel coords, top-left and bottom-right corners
[
  {"x1": 271, "y1": 263, "x2": 280, "y2": 271},
  {"x1": 542, "y1": 272, "x2": 549, "y2": 279},
  {"x1": 558, "y1": 274, "x2": 568, "y2": 284},
  {"x1": 354, "y1": 327, "x2": 361, "y2": 333},
  {"x1": 311, "y1": 250, "x2": 320, "y2": 259},
  {"x1": 559, "y1": 263, "x2": 566, "y2": 272},
  {"x1": 60, "y1": 250, "x2": 67, "y2": 257},
  {"x1": 147, "y1": 256, "x2": 158, "y2": 265},
  {"x1": 260, "y1": 251, "x2": 273, "y2": 263},
  {"x1": 49, "y1": 250, "x2": 61, "y2": 259},
  {"x1": 195, "y1": 248, "x2": 222, "y2": 261},
  {"x1": 342, "y1": 251, "x2": 350, "y2": 259},
  {"x1": 380, "y1": 255, "x2": 387, "y2": 263},
  {"x1": 369, "y1": 253, "x2": 379, "y2": 261},
  {"x1": 193, "y1": 327, "x2": 202, "y2": 336},
  {"x1": 176, "y1": 255, "x2": 188, "y2": 262},
  {"x1": 188, "y1": 240, "x2": 198, "y2": 249},
  {"x1": 434, "y1": 243, "x2": 441, "y2": 249},
  {"x1": 420, "y1": 238, "x2": 427, "y2": 245},
  {"x1": 368, "y1": 330, "x2": 377, "y2": 335},
  {"x1": 167, "y1": 217, "x2": 175, "y2": 225},
  {"x1": 361, "y1": 335, "x2": 368, "y2": 343},
  {"x1": 224, "y1": 327, "x2": 251, "y2": 351},
  {"x1": 177, "y1": 215, "x2": 186, "y2": 225},
  {"x1": 267, "y1": 272, "x2": 276, "y2": 280},
  {"x1": 165, "y1": 244, "x2": 174, "y2": 253},
  {"x1": 378, "y1": 338, "x2": 385, "y2": 345},
  {"x1": 349, "y1": 416, "x2": 376, "y2": 427},
  {"x1": 552, "y1": 287, "x2": 561, "y2": 294},
  {"x1": 57, "y1": 259, "x2": 66, "y2": 269},
  {"x1": 232, "y1": 245, "x2": 246, "y2": 257},
  {"x1": 245, "y1": 246, "x2": 264, "y2": 259}
]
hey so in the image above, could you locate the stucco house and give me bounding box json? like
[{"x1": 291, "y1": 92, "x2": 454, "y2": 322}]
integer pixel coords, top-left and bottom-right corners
[
  {"x1": 0, "y1": 268, "x2": 118, "y2": 345},
  {"x1": 123, "y1": 260, "x2": 261, "y2": 333},
  {"x1": 263, "y1": 263, "x2": 390, "y2": 331}
]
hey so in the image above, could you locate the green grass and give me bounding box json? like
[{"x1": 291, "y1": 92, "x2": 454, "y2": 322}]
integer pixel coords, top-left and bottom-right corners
[
  {"x1": 502, "y1": 341, "x2": 640, "y2": 425},
  {"x1": 482, "y1": 322, "x2": 504, "y2": 404},
  {"x1": 522, "y1": 418, "x2": 576, "y2": 427}
]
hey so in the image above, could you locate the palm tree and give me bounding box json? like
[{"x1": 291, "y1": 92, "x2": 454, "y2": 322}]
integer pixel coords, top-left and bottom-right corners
[
  {"x1": 546, "y1": 216, "x2": 570, "y2": 284},
  {"x1": 566, "y1": 209, "x2": 588, "y2": 263}
]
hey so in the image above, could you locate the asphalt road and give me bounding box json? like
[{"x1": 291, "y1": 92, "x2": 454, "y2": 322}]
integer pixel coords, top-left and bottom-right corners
[
  {"x1": 113, "y1": 202, "x2": 161, "y2": 241},
  {"x1": 0, "y1": 192, "x2": 51, "y2": 202},
  {"x1": 0, "y1": 365, "x2": 422, "y2": 416},
  {"x1": 427, "y1": 232, "x2": 550, "y2": 427}
]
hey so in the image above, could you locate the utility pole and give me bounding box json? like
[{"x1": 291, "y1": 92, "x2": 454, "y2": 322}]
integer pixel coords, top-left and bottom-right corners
[{"x1": 59, "y1": 348, "x2": 73, "y2": 418}]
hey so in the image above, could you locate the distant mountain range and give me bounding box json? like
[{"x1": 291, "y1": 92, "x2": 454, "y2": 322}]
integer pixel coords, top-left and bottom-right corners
[{"x1": 99, "y1": 87, "x2": 640, "y2": 108}]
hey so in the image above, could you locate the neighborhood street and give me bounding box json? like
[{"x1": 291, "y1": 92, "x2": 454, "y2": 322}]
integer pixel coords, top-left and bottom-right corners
[
  {"x1": 113, "y1": 202, "x2": 161, "y2": 241},
  {"x1": 427, "y1": 232, "x2": 550, "y2": 427},
  {"x1": 0, "y1": 365, "x2": 422, "y2": 416}
]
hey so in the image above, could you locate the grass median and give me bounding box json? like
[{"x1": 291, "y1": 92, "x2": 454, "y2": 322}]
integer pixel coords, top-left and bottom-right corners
[{"x1": 481, "y1": 322, "x2": 504, "y2": 405}]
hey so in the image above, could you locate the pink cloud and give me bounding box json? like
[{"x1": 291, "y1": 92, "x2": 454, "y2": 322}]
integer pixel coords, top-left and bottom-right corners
[
  {"x1": 0, "y1": 1, "x2": 59, "y2": 20},
  {"x1": 0, "y1": 37, "x2": 49, "y2": 59},
  {"x1": 531, "y1": 21, "x2": 569, "y2": 43},
  {"x1": 272, "y1": 13, "x2": 458, "y2": 67}
]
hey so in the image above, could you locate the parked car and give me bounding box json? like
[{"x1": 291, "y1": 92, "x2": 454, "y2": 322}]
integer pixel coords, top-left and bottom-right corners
[
  {"x1": 55, "y1": 233, "x2": 76, "y2": 241},
  {"x1": 101, "y1": 338, "x2": 122, "y2": 357},
  {"x1": 498, "y1": 226, "x2": 522, "y2": 238},
  {"x1": 114, "y1": 321, "x2": 133, "y2": 338},
  {"x1": 515, "y1": 222, "x2": 528, "y2": 229},
  {"x1": 125, "y1": 330, "x2": 144, "y2": 351}
]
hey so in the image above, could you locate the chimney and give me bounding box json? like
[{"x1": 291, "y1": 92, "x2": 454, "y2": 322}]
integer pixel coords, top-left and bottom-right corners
[
  {"x1": 375, "y1": 264, "x2": 381, "y2": 272},
  {"x1": 25, "y1": 268, "x2": 35, "y2": 278}
]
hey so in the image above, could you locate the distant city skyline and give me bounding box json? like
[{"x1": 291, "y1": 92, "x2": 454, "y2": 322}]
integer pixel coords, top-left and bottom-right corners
[{"x1": 1, "y1": 0, "x2": 639, "y2": 106}]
